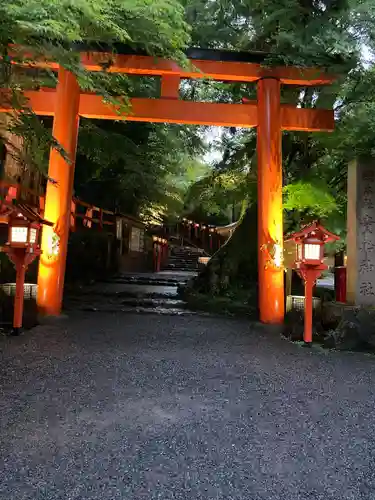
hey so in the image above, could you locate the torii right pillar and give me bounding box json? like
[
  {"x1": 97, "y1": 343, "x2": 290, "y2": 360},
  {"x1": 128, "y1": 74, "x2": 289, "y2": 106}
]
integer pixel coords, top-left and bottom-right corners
[{"x1": 257, "y1": 77, "x2": 284, "y2": 323}]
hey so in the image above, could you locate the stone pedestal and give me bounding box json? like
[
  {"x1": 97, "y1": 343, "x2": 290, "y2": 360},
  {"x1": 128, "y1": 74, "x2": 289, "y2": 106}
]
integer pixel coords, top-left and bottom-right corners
[{"x1": 347, "y1": 158, "x2": 375, "y2": 305}]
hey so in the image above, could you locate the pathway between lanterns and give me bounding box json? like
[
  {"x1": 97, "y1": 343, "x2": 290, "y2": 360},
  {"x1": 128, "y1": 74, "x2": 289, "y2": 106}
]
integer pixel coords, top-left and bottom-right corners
[{"x1": 1, "y1": 304, "x2": 375, "y2": 499}]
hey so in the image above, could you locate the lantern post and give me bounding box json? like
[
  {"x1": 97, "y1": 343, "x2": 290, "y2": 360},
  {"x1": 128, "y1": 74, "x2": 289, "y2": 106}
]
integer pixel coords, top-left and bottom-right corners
[
  {"x1": 152, "y1": 236, "x2": 158, "y2": 272},
  {"x1": 209, "y1": 228, "x2": 213, "y2": 252},
  {"x1": 162, "y1": 239, "x2": 168, "y2": 268},
  {"x1": 286, "y1": 221, "x2": 339, "y2": 345},
  {"x1": 157, "y1": 238, "x2": 163, "y2": 272},
  {"x1": 152, "y1": 236, "x2": 166, "y2": 273},
  {"x1": 3, "y1": 211, "x2": 52, "y2": 335}
]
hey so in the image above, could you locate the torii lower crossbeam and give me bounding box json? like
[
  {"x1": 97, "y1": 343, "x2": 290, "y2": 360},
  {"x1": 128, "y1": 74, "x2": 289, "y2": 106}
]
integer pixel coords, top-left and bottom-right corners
[{"x1": 5, "y1": 90, "x2": 334, "y2": 131}]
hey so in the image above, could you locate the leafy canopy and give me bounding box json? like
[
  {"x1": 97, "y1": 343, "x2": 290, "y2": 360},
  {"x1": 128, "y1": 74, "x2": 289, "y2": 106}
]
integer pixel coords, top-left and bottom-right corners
[
  {"x1": 0, "y1": 0, "x2": 190, "y2": 174},
  {"x1": 181, "y1": 0, "x2": 375, "y2": 236},
  {"x1": 75, "y1": 120, "x2": 205, "y2": 222},
  {"x1": 4, "y1": 0, "x2": 375, "y2": 236}
]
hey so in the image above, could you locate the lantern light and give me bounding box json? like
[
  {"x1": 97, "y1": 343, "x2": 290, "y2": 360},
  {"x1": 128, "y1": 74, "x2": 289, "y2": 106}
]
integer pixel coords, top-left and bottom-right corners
[
  {"x1": 295, "y1": 235, "x2": 324, "y2": 265},
  {"x1": 304, "y1": 243, "x2": 320, "y2": 261},
  {"x1": 11, "y1": 225, "x2": 28, "y2": 244},
  {"x1": 29, "y1": 227, "x2": 37, "y2": 244},
  {"x1": 8, "y1": 216, "x2": 41, "y2": 248},
  {"x1": 273, "y1": 244, "x2": 283, "y2": 268}
]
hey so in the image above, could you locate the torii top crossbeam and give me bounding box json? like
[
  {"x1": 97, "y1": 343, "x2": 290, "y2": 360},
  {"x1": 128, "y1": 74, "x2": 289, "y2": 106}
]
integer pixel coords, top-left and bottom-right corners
[
  {"x1": 14, "y1": 44, "x2": 335, "y2": 85},
  {"x1": 3, "y1": 47, "x2": 335, "y2": 129},
  {"x1": 1, "y1": 46, "x2": 336, "y2": 323}
]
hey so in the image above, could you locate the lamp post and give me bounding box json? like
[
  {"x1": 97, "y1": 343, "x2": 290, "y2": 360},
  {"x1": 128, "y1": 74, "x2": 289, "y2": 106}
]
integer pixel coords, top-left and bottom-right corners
[
  {"x1": 161, "y1": 238, "x2": 168, "y2": 268},
  {"x1": 286, "y1": 221, "x2": 339, "y2": 346},
  {"x1": 3, "y1": 213, "x2": 42, "y2": 335},
  {"x1": 157, "y1": 238, "x2": 163, "y2": 272},
  {"x1": 152, "y1": 236, "x2": 166, "y2": 273},
  {"x1": 209, "y1": 228, "x2": 214, "y2": 252},
  {"x1": 152, "y1": 236, "x2": 158, "y2": 272}
]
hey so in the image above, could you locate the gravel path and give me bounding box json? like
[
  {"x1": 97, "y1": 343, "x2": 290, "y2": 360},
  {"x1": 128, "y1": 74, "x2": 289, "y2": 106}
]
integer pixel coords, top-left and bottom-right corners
[{"x1": 1, "y1": 313, "x2": 375, "y2": 499}]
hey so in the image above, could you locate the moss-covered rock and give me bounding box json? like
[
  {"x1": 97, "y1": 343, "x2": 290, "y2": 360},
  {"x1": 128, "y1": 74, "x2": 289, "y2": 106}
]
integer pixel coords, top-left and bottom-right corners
[
  {"x1": 183, "y1": 204, "x2": 258, "y2": 306},
  {"x1": 323, "y1": 307, "x2": 375, "y2": 350},
  {"x1": 182, "y1": 288, "x2": 257, "y2": 317}
]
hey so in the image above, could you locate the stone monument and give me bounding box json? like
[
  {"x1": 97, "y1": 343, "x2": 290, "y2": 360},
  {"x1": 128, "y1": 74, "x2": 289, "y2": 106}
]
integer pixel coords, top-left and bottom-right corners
[{"x1": 347, "y1": 158, "x2": 375, "y2": 305}]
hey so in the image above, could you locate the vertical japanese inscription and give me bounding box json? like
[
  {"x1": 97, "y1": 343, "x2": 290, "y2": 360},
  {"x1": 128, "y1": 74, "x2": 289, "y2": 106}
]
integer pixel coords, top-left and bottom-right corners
[{"x1": 358, "y1": 167, "x2": 375, "y2": 303}]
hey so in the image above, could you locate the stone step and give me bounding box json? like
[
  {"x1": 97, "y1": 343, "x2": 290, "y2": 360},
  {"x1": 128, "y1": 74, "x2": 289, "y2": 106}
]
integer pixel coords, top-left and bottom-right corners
[
  {"x1": 165, "y1": 259, "x2": 198, "y2": 264},
  {"x1": 168, "y1": 256, "x2": 198, "y2": 260},
  {"x1": 169, "y1": 252, "x2": 198, "y2": 256},
  {"x1": 169, "y1": 260, "x2": 202, "y2": 264},
  {"x1": 100, "y1": 277, "x2": 185, "y2": 286},
  {"x1": 64, "y1": 296, "x2": 211, "y2": 316},
  {"x1": 71, "y1": 305, "x2": 209, "y2": 316},
  {"x1": 164, "y1": 261, "x2": 198, "y2": 265},
  {"x1": 163, "y1": 266, "x2": 198, "y2": 271},
  {"x1": 171, "y1": 249, "x2": 200, "y2": 253},
  {"x1": 65, "y1": 285, "x2": 179, "y2": 301},
  {"x1": 65, "y1": 296, "x2": 186, "y2": 309},
  {"x1": 170, "y1": 252, "x2": 200, "y2": 257}
]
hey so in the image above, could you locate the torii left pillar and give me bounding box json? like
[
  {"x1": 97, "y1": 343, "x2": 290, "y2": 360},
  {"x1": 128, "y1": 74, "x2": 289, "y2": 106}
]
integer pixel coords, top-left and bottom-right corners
[{"x1": 37, "y1": 68, "x2": 80, "y2": 315}]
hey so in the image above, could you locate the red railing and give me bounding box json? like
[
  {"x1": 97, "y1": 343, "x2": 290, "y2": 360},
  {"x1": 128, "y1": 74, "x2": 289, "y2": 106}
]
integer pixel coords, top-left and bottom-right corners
[
  {"x1": 0, "y1": 180, "x2": 44, "y2": 212},
  {"x1": 159, "y1": 219, "x2": 224, "y2": 255},
  {"x1": 0, "y1": 180, "x2": 115, "y2": 231},
  {"x1": 71, "y1": 198, "x2": 115, "y2": 232}
]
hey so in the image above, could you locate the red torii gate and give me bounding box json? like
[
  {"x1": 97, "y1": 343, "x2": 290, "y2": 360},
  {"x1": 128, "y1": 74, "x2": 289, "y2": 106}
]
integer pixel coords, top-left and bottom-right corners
[{"x1": 0, "y1": 50, "x2": 335, "y2": 323}]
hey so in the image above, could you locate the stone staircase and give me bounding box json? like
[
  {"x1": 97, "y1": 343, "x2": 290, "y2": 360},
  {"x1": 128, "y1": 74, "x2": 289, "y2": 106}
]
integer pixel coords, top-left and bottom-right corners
[
  {"x1": 63, "y1": 245, "x2": 208, "y2": 317},
  {"x1": 64, "y1": 271, "x2": 201, "y2": 316},
  {"x1": 163, "y1": 246, "x2": 203, "y2": 272}
]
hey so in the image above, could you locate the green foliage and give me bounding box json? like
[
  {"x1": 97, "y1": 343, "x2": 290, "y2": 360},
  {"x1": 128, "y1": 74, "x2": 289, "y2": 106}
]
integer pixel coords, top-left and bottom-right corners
[
  {"x1": 184, "y1": 0, "x2": 375, "y2": 70},
  {"x1": 182, "y1": 128, "x2": 257, "y2": 224},
  {"x1": 283, "y1": 181, "x2": 337, "y2": 217},
  {"x1": 182, "y1": 0, "x2": 375, "y2": 239},
  {"x1": 0, "y1": 0, "x2": 190, "y2": 173},
  {"x1": 75, "y1": 120, "x2": 205, "y2": 222},
  {"x1": 1, "y1": 0, "x2": 189, "y2": 64},
  {"x1": 183, "y1": 168, "x2": 251, "y2": 224},
  {"x1": 180, "y1": 0, "x2": 375, "y2": 302},
  {"x1": 3, "y1": 0, "x2": 375, "y2": 247}
]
